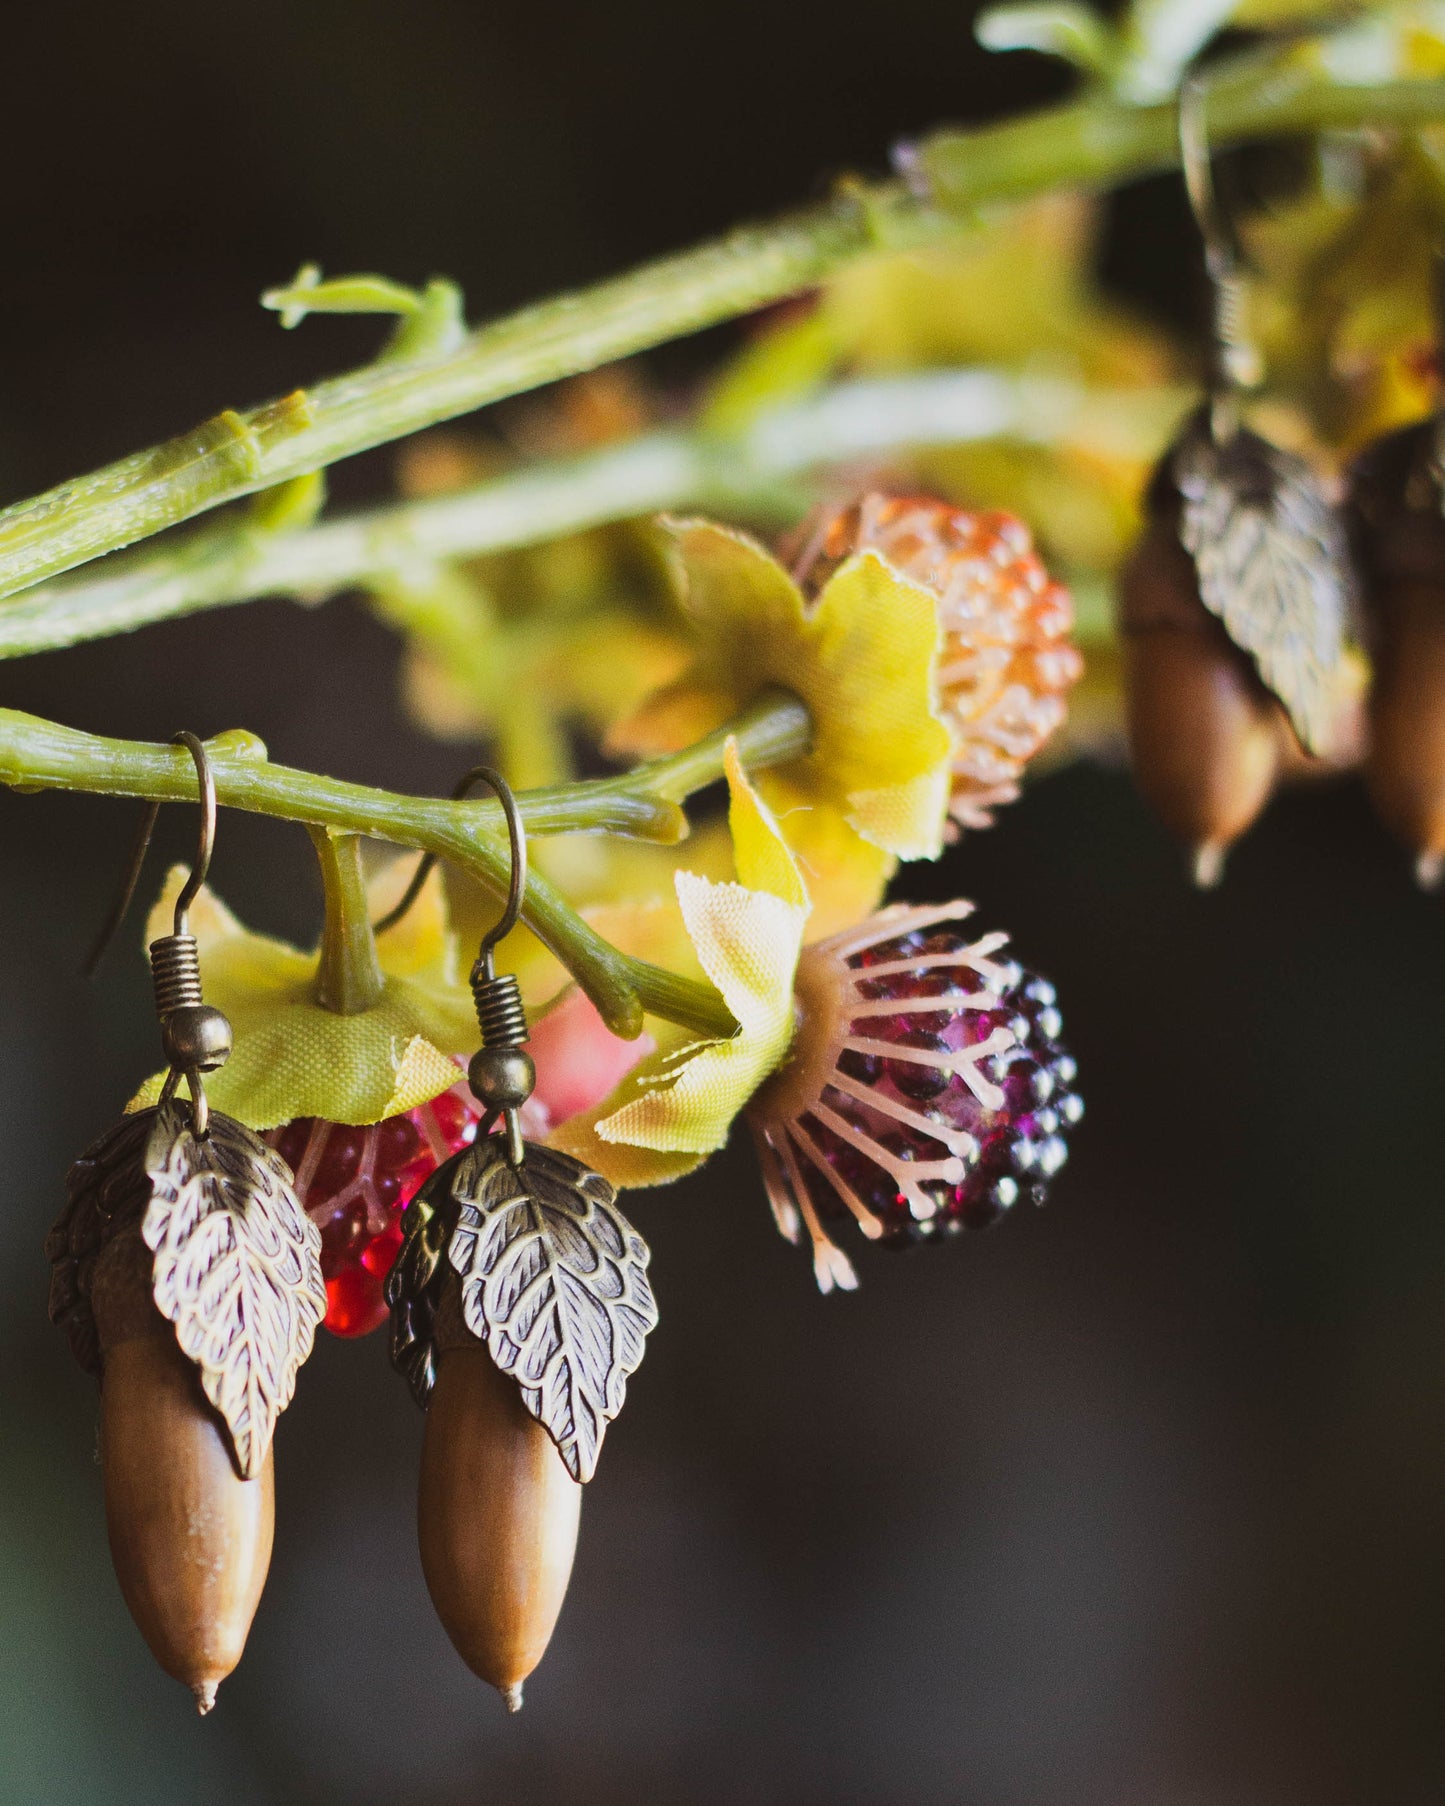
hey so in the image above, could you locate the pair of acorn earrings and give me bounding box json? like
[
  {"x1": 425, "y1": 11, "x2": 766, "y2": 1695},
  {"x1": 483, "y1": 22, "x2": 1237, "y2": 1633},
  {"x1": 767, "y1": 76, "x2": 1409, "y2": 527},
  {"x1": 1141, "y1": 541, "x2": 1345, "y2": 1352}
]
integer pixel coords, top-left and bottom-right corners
[
  {"x1": 46, "y1": 738, "x2": 656, "y2": 1713},
  {"x1": 1122, "y1": 78, "x2": 1445, "y2": 886}
]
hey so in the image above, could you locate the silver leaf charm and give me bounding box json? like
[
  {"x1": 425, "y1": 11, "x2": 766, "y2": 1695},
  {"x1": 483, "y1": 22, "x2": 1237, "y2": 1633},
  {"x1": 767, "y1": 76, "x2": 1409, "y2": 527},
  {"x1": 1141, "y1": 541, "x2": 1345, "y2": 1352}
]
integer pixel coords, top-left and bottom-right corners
[
  {"x1": 142, "y1": 1102, "x2": 326, "y2": 1479},
  {"x1": 446, "y1": 1137, "x2": 658, "y2": 1483},
  {"x1": 1174, "y1": 416, "x2": 1354, "y2": 756}
]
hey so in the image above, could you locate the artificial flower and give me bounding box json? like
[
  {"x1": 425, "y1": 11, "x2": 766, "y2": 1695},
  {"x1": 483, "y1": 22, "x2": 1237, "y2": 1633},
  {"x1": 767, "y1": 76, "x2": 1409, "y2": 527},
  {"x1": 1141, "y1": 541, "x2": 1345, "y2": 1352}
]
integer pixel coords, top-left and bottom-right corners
[
  {"x1": 551, "y1": 741, "x2": 810, "y2": 1187},
  {"x1": 610, "y1": 518, "x2": 954, "y2": 931}
]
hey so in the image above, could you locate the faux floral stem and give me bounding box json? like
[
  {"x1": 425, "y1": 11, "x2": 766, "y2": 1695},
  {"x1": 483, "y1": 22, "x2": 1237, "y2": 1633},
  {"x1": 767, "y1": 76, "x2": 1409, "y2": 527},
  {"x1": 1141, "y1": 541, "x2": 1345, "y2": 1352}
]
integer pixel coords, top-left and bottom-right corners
[
  {"x1": 0, "y1": 692, "x2": 811, "y2": 1038},
  {"x1": 0, "y1": 46, "x2": 1437, "y2": 602},
  {"x1": 309, "y1": 828, "x2": 385, "y2": 1014},
  {"x1": 916, "y1": 61, "x2": 1445, "y2": 210},
  {"x1": 0, "y1": 370, "x2": 1180, "y2": 657}
]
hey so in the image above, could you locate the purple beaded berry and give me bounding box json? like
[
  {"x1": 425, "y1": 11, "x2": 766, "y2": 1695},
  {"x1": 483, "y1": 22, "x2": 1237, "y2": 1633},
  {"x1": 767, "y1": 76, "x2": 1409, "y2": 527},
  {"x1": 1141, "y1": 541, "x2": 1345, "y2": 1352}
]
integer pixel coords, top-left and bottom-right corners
[{"x1": 747, "y1": 902, "x2": 1080, "y2": 1291}]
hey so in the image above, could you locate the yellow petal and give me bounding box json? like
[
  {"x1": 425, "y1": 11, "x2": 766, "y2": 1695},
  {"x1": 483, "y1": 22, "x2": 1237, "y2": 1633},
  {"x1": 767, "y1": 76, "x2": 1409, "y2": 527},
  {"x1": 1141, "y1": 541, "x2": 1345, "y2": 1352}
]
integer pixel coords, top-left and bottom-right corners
[
  {"x1": 848, "y1": 765, "x2": 952, "y2": 861},
  {"x1": 726, "y1": 737, "x2": 807, "y2": 909},
  {"x1": 128, "y1": 996, "x2": 469, "y2": 1129},
  {"x1": 550, "y1": 755, "x2": 808, "y2": 1185},
  {"x1": 367, "y1": 860, "x2": 459, "y2": 982},
  {"x1": 632, "y1": 522, "x2": 953, "y2": 862},
  {"x1": 803, "y1": 550, "x2": 951, "y2": 799},
  {"x1": 605, "y1": 680, "x2": 734, "y2": 759},
  {"x1": 756, "y1": 772, "x2": 894, "y2": 940}
]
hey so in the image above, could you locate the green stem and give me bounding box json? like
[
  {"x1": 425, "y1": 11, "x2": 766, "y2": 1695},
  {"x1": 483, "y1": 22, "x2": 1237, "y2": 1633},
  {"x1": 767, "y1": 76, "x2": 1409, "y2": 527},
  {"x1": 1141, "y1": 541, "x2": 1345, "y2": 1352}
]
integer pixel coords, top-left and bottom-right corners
[
  {"x1": 914, "y1": 61, "x2": 1445, "y2": 209},
  {"x1": 0, "y1": 46, "x2": 1437, "y2": 601},
  {"x1": 309, "y1": 828, "x2": 385, "y2": 1014},
  {"x1": 0, "y1": 370, "x2": 1181, "y2": 657},
  {"x1": 555, "y1": 688, "x2": 814, "y2": 810},
  {"x1": 0, "y1": 692, "x2": 812, "y2": 1038}
]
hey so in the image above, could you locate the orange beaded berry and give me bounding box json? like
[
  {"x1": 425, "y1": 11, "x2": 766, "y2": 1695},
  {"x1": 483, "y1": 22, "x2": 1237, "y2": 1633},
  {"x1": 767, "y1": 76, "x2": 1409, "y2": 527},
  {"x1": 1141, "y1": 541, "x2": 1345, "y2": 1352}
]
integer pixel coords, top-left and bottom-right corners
[{"x1": 792, "y1": 493, "x2": 1082, "y2": 833}]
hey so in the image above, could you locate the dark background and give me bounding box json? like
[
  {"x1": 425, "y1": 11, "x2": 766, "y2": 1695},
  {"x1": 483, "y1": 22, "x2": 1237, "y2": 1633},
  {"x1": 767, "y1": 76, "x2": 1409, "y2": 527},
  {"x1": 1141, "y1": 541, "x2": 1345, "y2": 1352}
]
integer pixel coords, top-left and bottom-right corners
[{"x1": 3, "y1": 5, "x2": 1444, "y2": 1803}]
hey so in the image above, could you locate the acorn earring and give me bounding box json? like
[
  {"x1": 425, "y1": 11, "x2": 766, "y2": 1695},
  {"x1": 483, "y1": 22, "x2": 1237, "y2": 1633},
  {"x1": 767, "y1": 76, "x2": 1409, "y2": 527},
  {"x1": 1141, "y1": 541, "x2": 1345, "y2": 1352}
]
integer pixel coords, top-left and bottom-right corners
[
  {"x1": 1348, "y1": 253, "x2": 1445, "y2": 885},
  {"x1": 45, "y1": 733, "x2": 326, "y2": 1713},
  {"x1": 1120, "y1": 76, "x2": 1355, "y2": 884},
  {"x1": 385, "y1": 768, "x2": 658, "y2": 1710}
]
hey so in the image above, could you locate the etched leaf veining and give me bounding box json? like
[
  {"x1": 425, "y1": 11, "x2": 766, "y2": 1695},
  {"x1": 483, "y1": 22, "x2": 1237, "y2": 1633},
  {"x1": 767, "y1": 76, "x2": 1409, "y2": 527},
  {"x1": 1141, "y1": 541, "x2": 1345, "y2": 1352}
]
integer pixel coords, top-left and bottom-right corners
[
  {"x1": 1174, "y1": 415, "x2": 1354, "y2": 756},
  {"x1": 446, "y1": 1138, "x2": 658, "y2": 1483},
  {"x1": 142, "y1": 1102, "x2": 325, "y2": 1479}
]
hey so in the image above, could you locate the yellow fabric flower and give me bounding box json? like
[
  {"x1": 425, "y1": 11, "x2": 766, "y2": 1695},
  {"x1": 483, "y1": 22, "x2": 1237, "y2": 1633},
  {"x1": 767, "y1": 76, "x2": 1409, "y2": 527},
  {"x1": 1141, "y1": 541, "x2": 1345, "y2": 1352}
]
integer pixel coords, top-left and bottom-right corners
[
  {"x1": 551, "y1": 740, "x2": 810, "y2": 1188},
  {"x1": 129, "y1": 861, "x2": 478, "y2": 1130},
  {"x1": 610, "y1": 518, "x2": 952, "y2": 932}
]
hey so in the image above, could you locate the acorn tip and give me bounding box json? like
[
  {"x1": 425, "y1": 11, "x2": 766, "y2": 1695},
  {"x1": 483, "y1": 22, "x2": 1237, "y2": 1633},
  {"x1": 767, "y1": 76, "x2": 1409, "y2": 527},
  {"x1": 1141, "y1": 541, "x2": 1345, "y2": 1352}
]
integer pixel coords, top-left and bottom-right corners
[
  {"x1": 1190, "y1": 843, "x2": 1225, "y2": 890},
  {"x1": 192, "y1": 1682, "x2": 218, "y2": 1716},
  {"x1": 501, "y1": 1682, "x2": 525, "y2": 1714},
  {"x1": 1415, "y1": 850, "x2": 1443, "y2": 892}
]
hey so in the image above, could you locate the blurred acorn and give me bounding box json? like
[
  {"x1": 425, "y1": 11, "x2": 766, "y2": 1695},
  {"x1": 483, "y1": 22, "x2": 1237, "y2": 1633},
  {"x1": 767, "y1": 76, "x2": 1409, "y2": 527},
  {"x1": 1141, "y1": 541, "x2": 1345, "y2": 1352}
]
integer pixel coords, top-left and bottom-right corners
[
  {"x1": 1348, "y1": 414, "x2": 1445, "y2": 885},
  {"x1": 1119, "y1": 399, "x2": 1361, "y2": 884},
  {"x1": 1120, "y1": 449, "x2": 1291, "y2": 885}
]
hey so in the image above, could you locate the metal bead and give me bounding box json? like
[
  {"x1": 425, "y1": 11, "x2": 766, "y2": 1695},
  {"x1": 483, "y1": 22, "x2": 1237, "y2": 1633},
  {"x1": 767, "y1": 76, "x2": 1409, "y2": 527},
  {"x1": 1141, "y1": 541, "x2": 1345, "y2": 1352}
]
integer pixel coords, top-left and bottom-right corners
[
  {"x1": 468, "y1": 1046, "x2": 535, "y2": 1111},
  {"x1": 161, "y1": 1004, "x2": 234, "y2": 1074}
]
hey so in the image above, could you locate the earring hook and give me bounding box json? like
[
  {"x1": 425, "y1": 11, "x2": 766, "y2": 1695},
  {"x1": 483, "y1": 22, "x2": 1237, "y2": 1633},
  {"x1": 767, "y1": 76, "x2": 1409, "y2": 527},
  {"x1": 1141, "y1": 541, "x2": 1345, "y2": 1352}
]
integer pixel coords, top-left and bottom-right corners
[
  {"x1": 1179, "y1": 76, "x2": 1229, "y2": 282},
  {"x1": 371, "y1": 764, "x2": 527, "y2": 960},
  {"x1": 85, "y1": 731, "x2": 217, "y2": 974},
  {"x1": 1178, "y1": 74, "x2": 1261, "y2": 435}
]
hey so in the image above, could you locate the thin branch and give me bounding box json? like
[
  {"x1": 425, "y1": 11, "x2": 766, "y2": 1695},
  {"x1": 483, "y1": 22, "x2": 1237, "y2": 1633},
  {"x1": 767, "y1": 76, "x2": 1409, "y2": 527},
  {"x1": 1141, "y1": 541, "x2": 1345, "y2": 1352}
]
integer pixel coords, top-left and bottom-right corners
[
  {"x1": 0, "y1": 691, "x2": 811, "y2": 1040},
  {"x1": 0, "y1": 369, "x2": 1180, "y2": 658},
  {"x1": 0, "y1": 44, "x2": 1437, "y2": 601}
]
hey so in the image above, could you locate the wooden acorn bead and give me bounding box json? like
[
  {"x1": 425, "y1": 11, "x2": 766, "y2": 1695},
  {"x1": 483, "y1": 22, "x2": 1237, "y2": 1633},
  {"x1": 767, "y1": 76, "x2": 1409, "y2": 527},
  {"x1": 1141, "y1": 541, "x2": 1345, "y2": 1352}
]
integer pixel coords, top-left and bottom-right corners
[
  {"x1": 1348, "y1": 418, "x2": 1445, "y2": 886},
  {"x1": 91, "y1": 1225, "x2": 274, "y2": 1715},
  {"x1": 1119, "y1": 501, "x2": 1289, "y2": 886},
  {"x1": 417, "y1": 1276, "x2": 581, "y2": 1711}
]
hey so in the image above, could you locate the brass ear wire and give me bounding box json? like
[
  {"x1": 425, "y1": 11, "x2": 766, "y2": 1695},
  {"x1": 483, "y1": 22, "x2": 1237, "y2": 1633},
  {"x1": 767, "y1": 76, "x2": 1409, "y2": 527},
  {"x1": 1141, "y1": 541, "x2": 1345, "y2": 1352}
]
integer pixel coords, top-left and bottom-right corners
[
  {"x1": 86, "y1": 732, "x2": 232, "y2": 1137},
  {"x1": 85, "y1": 730, "x2": 217, "y2": 973},
  {"x1": 452, "y1": 768, "x2": 533, "y2": 1169},
  {"x1": 1179, "y1": 74, "x2": 1262, "y2": 440},
  {"x1": 373, "y1": 762, "x2": 535, "y2": 1166},
  {"x1": 370, "y1": 763, "x2": 524, "y2": 937}
]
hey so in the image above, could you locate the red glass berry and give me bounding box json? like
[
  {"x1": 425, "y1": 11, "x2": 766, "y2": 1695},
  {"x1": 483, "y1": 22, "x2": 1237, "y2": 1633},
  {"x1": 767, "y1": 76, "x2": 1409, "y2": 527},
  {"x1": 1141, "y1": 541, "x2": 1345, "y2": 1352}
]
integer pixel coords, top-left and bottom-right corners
[
  {"x1": 748, "y1": 903, "x2": 1080, "y2": 1291},
  {"x1": 267, "y1": 1086, "x2": 482, "y2": 1338},
  {"x1": 793, "y1": 493, "x2": 1082, "y2": 834}
]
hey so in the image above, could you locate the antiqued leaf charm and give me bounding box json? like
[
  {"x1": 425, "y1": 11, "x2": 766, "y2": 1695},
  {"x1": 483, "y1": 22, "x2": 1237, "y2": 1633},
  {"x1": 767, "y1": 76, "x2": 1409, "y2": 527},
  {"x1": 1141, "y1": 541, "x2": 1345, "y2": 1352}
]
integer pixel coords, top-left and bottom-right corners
[
  {"x1": 47, "y1": 1109, "x2": 158, "y2": 1375},
  {"x1": 142, "y1": 1102, "x2": 326, "y2": 1479},
  {"x1": 384, "y1": 1152, "x2": 463, "y2": 1408},
  {"x1": 446, "y1": 1137, "x2": 659, "y2": 1483},
  {"x1": 1173, "y1": 412, "x2": 1354, "y2": 757}
]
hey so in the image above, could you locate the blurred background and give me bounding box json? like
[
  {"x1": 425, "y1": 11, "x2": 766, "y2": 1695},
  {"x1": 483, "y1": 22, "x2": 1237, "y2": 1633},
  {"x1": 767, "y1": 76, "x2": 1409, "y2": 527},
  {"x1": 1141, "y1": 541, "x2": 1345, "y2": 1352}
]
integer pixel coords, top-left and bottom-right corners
[{"x1": 4, "y1": 3, "x2": 1445, "y2": 1803}]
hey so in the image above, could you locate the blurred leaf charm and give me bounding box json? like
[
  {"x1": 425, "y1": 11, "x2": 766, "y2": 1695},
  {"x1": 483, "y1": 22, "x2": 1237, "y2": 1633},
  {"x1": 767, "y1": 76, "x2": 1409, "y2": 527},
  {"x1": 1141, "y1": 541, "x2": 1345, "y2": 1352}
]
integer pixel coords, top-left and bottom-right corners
[
  {"x1": 385, "y1": 1155, "x2": 455, "y2": 1407},
  {"x1": 142, "y1": 1101, "x2": 325, "y2": 1479},
  {"x1": 1121, "y1": 79, "x2": 1358, "y2": 881},
  {"x1": 1174, "y1": 415, "x2": 1352, "y2": 757},
  {"x1": 46, "y1": 1108, "x2": 155, "y2": 1376},
  {"x1": 448, "y1": 1136, "x2": 657, "y2": 1484}
]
